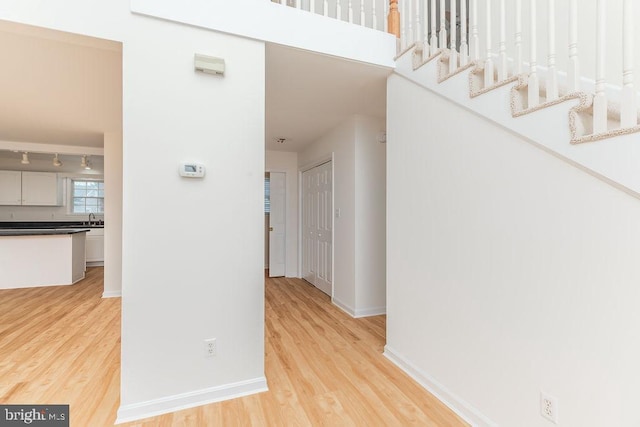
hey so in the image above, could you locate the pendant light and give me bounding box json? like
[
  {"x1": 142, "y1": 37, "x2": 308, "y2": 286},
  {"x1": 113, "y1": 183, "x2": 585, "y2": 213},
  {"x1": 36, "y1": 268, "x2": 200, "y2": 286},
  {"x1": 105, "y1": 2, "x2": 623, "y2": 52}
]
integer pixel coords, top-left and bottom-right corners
[
  {"x1": 21, "y1": 152, "x2": 30, "y2": 165},
  {"x1": 53, "y1": 153, "x2": 62, "y2": 167}
]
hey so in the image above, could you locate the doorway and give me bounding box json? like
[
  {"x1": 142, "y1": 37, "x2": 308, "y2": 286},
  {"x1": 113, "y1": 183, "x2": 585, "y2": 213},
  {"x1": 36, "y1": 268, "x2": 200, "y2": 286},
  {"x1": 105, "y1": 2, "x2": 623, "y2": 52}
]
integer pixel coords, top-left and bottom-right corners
[
  {"x1": 301, "y1": 161, "x2": 333, "y2": 296},
  {"x1": 266, "y1": 172, "x2": 286, "y2": 277}
]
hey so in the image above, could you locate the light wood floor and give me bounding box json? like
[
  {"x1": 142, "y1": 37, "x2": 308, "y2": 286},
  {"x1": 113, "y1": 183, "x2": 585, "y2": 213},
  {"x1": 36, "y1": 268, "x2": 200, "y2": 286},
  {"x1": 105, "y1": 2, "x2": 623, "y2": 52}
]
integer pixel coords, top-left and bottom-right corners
[
  {"x1": 0, "y1": 270, "x2": 467, "y2": 426},
  {"x1": 0, "y1": 267, "x2": 120, "y2": 426}
]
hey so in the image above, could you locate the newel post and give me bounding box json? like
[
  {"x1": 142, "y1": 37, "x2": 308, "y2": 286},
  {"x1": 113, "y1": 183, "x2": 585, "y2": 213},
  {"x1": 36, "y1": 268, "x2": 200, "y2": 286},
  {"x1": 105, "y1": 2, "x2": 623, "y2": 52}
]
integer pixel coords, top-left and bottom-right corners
[{"x1": 388, "y1": 0, "x2": 401, "y2": 39}]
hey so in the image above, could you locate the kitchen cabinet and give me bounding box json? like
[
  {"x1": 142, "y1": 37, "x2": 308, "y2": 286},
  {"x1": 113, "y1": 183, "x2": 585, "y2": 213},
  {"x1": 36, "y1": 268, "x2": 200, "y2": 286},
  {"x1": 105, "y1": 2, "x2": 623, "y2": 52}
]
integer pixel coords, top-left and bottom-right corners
[
  {"x1": 86, "y1": 228, "x2": 104, "y2": 265},
  {"x1": 0, "y1": 171, "x2": 62, "y2": 206},
  {"x1": 0, "y1": 171, "x2": 22, "y2": 205},
  {"x1": 22, "y1": 172, "x2": 62, "y2": 206}
]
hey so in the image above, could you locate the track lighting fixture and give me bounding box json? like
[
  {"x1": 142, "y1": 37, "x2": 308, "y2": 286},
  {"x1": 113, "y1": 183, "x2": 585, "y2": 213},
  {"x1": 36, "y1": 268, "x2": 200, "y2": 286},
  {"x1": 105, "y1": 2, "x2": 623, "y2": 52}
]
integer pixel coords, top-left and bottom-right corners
[
  {"x1": 81, "y1": 155, "x2": 91, "y2": 170},
  {"x1": 53, "y1": 153, "x2": 62, "y2": 167},
  {"x1": 21, "y1": 152, "x2": 30, "y2": 165}
]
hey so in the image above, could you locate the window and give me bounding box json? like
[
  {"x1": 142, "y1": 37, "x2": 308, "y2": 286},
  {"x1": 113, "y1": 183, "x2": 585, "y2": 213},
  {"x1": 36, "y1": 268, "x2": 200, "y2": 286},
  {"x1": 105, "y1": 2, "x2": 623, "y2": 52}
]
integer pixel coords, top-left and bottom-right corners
[
  {"x1": 264, "y1": 176, "x2": 270, "y2": 214},
  {"x1": 72, "y1": 179, "x2": 104, "y2": 214}
]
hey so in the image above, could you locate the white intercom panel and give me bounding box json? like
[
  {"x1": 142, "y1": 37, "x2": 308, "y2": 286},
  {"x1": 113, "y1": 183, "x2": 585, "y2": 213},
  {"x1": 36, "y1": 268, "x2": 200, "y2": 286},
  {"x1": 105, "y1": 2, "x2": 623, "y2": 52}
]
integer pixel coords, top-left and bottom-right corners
[{"x1": 179, "y1": 162, "x2": 206, "y2": 178}]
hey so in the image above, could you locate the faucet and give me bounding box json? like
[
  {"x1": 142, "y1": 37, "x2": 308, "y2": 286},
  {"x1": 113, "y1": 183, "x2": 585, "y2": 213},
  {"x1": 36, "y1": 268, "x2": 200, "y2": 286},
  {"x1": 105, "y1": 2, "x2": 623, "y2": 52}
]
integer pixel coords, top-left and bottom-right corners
[{"x1": 88, "y1": 213, "x2": 96, "y2": 226}]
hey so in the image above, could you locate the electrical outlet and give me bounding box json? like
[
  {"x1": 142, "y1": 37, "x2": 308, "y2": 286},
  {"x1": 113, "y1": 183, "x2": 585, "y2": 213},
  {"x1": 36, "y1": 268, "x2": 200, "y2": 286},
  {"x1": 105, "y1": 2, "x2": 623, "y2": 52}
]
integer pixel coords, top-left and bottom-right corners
[
  {"x1": 204, "y1": 338, "x2": 217, "y2": 358},
  {"x1": 540, "y1": 392, "x2": 558, "y2": 424}
]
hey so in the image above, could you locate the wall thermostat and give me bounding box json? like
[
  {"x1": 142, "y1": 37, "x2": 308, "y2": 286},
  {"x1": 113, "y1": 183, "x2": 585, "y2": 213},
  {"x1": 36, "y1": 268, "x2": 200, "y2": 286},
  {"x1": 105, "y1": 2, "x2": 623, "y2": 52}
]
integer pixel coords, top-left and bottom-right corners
[{"x1": 179, "y1": 162, "x2": 206, "y2": 178}]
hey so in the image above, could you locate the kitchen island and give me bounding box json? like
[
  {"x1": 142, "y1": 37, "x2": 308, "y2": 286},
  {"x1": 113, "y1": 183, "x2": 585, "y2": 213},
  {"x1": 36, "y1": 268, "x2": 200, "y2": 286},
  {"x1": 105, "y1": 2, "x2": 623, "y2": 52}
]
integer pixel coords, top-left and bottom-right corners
[{"x1": 0, "y1": 228, "x2": 89, "y2": 289}]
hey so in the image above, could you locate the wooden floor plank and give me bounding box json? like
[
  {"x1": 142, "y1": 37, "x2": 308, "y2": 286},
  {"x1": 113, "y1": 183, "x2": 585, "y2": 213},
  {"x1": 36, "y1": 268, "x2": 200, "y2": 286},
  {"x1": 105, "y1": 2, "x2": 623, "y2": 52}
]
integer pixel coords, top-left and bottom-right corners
[{"x1": 0, "y1": 270, "x2": 468, "y2": 426}]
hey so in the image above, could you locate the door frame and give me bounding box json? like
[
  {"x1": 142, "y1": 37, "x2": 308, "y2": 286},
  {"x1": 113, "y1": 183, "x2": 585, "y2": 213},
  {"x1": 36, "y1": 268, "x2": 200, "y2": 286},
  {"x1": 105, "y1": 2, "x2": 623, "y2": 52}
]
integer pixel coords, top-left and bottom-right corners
[{"x1": 298, "y1": 153, "x2": 334, "y2": 297}]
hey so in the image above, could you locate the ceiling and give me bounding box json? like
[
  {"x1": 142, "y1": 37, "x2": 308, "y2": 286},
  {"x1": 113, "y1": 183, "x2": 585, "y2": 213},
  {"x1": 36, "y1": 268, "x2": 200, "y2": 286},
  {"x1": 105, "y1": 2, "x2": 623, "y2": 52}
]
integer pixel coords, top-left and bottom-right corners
[
  {"x1": 265, "y1": 44, "x2": 390, "y2": 152},
  {"x1": 0, "y1": 20, "x2": 122, "y2": 149},
  {"x1": 0, "y1": 20, "x2": 389, "y2": 157}
]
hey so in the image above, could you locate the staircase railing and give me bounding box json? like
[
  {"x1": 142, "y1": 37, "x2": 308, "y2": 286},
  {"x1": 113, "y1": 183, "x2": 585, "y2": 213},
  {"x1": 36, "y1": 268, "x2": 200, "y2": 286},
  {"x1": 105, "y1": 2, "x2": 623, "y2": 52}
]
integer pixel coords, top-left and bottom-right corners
[
  {"x1": 393, "y1": 0, "x2": 639, "y2": 142},
  {"x1": 271, "y1": 0, "x2": 390, "y2": 33},
  {"x1": 271, "y1": 0, "x2": 638, "y2": 142}
]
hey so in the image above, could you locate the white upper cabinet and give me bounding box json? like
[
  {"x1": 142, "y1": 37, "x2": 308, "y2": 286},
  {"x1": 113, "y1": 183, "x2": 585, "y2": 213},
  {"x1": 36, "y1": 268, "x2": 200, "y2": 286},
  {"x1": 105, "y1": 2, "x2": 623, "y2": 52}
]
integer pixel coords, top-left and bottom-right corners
[
  {"x1": 0, "y1": 171, "x2": 22, "y2": 205},
  {"x1": 0, "y1": 171, "x2": 62, "y2": 206},
  {"x1": 21, "y1": 172, "x2": 61, "y2": 206}
]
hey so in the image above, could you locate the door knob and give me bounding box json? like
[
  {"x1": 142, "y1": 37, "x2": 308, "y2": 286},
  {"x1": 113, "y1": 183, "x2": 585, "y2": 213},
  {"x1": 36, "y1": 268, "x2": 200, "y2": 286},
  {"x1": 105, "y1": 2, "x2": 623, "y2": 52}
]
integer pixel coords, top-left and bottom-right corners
[{"x1": 269, "y1": 227, "x2": 273, "y2": 231}]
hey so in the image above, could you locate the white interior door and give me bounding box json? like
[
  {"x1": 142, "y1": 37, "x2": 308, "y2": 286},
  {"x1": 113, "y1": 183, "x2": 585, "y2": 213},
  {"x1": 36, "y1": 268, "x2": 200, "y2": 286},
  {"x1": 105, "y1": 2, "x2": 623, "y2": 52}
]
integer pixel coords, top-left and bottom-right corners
[
  {"x1": 268, "y1": 172, "x2": 286, "y2": 277},
  {"x1": 302, "y1": 161, "x2": 332, "y2": 295}
]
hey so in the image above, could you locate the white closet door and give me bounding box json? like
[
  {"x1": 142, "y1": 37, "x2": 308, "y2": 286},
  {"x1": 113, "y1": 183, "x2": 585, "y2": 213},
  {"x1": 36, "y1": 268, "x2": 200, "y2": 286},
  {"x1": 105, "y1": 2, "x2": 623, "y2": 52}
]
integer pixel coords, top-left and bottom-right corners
[
  {"x1": 302, "y1": 161, "x2": 332, "y2": 296},
  {"x1": 302, "y1": 169, "x2": 317, "y2": 284}
]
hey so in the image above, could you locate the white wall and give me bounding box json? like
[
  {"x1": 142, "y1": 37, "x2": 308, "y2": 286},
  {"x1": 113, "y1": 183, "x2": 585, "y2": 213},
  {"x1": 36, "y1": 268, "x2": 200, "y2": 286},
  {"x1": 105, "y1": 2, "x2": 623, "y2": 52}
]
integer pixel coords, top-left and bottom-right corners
[
  {"x1": 120, "y1": 18, "x2": 266, "y2": 422},
  {"x1": 386, "y1": 74, "x2": 640, "y2": 427},
  {"x1": 354, "y1": 116, "x2": 386, "y2": 315},
  {"x1": 131, "y1": 0, "x2": 395, "y2": 69},
  {"x1": 0, "y1": 1, "x2": 267, "y2": 422},
  {"x1": 299, "y1": 115, "x2": 386, "y2": 317},
  {"x1": 103, "y1": 131, "x2": 122, "y2": 298},
  {"x1": 266, "y1": 150, "x2": 298, "y2": 277}
]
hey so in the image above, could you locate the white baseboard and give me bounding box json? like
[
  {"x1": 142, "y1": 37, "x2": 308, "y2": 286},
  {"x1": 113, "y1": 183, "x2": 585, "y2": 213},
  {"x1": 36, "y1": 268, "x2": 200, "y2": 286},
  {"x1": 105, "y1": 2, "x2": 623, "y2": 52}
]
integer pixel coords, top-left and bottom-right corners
[
  {"x1": 383, "y1": 346, "x2": 496, "y2": 427},
  {"x1": 332, "y1": 297, "x2": 356, "y2": 317},
  {"x1": 115, "y1": 376, "x2": 268, "y2": 424},
  {"x1": 87, "y1": 261, "x2": 104, "y2": 267},
  {"x1": 332, "y1": 298, "x2": 386, "y2": 318},
  {"x1": 354, "y1": 306, "x2": 386, "y2": 318},
  {"x1": 102, "y1": 290, "x2": 121, "y2": 298}
]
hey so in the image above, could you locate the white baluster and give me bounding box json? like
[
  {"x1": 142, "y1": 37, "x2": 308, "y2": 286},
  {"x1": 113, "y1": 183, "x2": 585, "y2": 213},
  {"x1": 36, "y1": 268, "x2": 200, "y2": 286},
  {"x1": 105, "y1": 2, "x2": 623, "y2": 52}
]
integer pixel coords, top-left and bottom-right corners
[
  {"x1": 372, "y1": 0, "x2": 377, "y2": 30},
  {"x1": 439, "y1": 0, "x2": 447, "y2": 49},
  {"x1": 400, "y1": 0, "x2": 406, "y2": 49},
  {"x1": 349, "y1": 0, "x2": 354, "y2": 23},
  {"x1": 497, "y1": 0, "x2": 507, "y2": 81},
  {"x1": 324, "y1": 0, "x2": 329, "y2": 16},
  {"x1": 310, "y1": 0, "x2": 316, "y2": 13},
  {"x1": 360, "y1": 0, "x2": 366, "y2": 26},
  {"x1": 460, "y1": 0, "x2": 468, "y2": 65},
  {"x1": 528, "y1": 0, "x2": 539, "y2": 108},
  {"x1": 515, "y1": 0, "x2": 523, "y2": 74},
  {"x1": 621, "y1": 0, "x2": 637, "y2": 127},
  {"x1": 384, "y1": 0, "x2": 389, "y2": 32},
  {"x1": 450, "y1": 0, "x2": 458, "y2": 73},
  {"x1": 568, "y1": 0, "x2": 579, "y2": 92},
  {"x1": 337, "y1": 0, "x2": 342, "y2": 21},
  {"x1": 546, "y1": 0, "x2": 558, "y2": 100},
  {"x1": 423, "y1": 0, "x2": 430, "y2": 50},
  {"x1": 407, "y1": 0, "x2": 414, "y2": 45},
  {"x1": 415, "y1": 0, "x2": 421, "y2": 44},
  {"x1": 485, "y1": 0, "x2": 494, "y2": 87},
  {"x1": 593, "y1": 0, "x2": 607, "y2": 133},
  {"x1": 470, "y1": 0, "x2": 479, "y2": 60},
  {"x1": 430, "y1": 0, "x2": 438, "y2": 55},
  {"x1": 295, "y1": 0, "x2": 300, "y2": 9}
]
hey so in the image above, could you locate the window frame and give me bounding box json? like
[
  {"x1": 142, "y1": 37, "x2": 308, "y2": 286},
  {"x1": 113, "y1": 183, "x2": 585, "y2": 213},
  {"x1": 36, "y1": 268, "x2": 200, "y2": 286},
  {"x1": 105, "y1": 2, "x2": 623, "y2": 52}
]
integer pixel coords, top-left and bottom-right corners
[{"x1": 68, "y1": 178, "x2": 105, "y2": 215}]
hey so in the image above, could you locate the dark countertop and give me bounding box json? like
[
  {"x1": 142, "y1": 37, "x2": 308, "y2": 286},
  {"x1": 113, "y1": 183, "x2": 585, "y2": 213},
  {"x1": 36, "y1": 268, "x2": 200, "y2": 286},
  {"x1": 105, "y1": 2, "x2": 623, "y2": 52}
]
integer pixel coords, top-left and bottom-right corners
[
  {"x1": 0, "y1": 221, "x2": 103, "y2": 229},
  {"x1": 0, "y1": 228, "x2": 90, "y2": 237}
]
